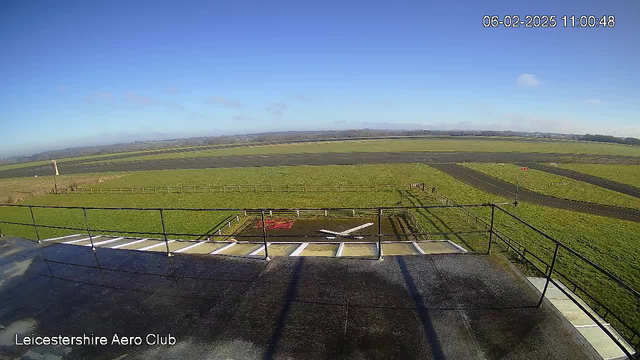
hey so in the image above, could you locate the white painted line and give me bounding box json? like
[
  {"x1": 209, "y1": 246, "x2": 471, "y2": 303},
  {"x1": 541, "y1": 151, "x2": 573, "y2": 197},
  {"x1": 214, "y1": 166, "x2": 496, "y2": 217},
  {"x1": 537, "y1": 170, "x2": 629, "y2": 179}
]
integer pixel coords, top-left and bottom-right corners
[
  {"x1": 336, "y1": 242, "x2": 345, "y2": 257},
  {"x1": 249, "y1": 243, "x2": 270, "y2": 256},
  {"x1": 290, "y1": 243, "x2": 309, "y2": 257},
  {"x1": 139, "y1": 240, "x2": 175, "y2": 251},
  {"x1": 211, "y1": 242, "x2": 236, "y2": 254},
  {"x1": 43, "y1": 234, "x2": 82, "y2": 242},
  {"x1": 63, "y1": 236, "x2": 100, "y2": 244},
  {"x1": 111, "y1": 239, "x2": 147, "y2": 249},
  {"x1": 412, "y1": 241, "x2": 426, "y2": 255},
  {"x1": 175, "y1": 241, "x2": 207, "y2": 253},
  {"x1": 575, "y1": 323, "x2": 610, "y2": 328},
  {"x1": 87, "y1": 237, "x2": 124, "y2": 247},
  {"x1": 446, "y1": 240, "x2": 468, "y2": 253}
]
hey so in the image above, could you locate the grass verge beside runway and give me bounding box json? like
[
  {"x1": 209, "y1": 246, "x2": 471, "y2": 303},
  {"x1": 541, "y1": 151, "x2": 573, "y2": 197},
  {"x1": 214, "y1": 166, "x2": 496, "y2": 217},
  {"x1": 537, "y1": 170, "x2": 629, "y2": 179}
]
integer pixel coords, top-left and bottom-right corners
[
  {"x1": 462, "y1": 163, "x2": 640, "y2": 209},
  {"x1": 556, "y1": 164, "x2": 640, "y2": 189},
  {"x1": 74, "y1": 138, "x2": 640, "y2": 166},
  {"x1": 4, "y1": 137, "x2": 637, "y2": 174}
]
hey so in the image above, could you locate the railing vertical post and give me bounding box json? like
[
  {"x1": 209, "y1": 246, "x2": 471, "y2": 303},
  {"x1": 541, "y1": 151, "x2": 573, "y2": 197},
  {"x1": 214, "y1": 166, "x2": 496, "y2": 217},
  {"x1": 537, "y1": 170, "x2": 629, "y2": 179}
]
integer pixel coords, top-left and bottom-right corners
[
  {"x1": 538, "y1": 243, "x2": 560, "y2": 307},
  {"x1": 29, "y1": 206, "x2": 41, "y2": 243},
  {"x1": 487, "y1": 204, "x2": 495, "y2": 254},
  {"x1": 159, "y1": 209, "x2": 172, "y2": 257},
  {"x1": 82, "y1": 208, "x2": 95, "y2": 251},
  {"x1": 377, "y1": 208, "x2": 383, "y2": 260},
  {"x1": 261, "y1": 209, "x2": 270, "y2": 261}
]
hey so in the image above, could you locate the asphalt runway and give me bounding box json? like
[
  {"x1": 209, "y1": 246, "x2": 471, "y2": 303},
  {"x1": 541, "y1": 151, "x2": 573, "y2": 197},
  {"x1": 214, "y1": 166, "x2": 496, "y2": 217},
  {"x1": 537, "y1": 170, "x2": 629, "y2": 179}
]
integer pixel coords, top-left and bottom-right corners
[
  {"x1": 430, "y1": 164, "x2": 640, "y2": 223},
  {"x1": 2, "y1": 151, "x2": 640, "y2": 179},
  {"x1": 520, "y1": 163, "x2": 640, "y2": 199}
]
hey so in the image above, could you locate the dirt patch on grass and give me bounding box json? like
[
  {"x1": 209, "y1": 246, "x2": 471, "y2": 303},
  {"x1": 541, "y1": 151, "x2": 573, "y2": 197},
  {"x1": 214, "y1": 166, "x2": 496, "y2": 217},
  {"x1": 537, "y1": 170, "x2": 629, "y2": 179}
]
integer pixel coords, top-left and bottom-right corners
[{"x1": 0, "y1": 173, "x2": 128, "y2": 204}]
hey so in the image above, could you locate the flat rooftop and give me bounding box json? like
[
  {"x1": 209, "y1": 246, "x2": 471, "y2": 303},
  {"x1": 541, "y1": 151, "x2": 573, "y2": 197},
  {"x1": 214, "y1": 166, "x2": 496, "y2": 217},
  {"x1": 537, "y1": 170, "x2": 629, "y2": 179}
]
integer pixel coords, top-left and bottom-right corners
[{"x1": 0, "y1": 237, "x2": 601, "y2": 360}]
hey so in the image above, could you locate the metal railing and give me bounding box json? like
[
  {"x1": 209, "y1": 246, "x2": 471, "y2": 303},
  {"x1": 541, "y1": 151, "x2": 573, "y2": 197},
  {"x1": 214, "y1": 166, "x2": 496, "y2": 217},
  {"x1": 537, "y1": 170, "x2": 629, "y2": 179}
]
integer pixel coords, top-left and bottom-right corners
[
  {"x1": 490, "y1": 205, "x2": 639, "y2": 359},
  {"x1": 0, "y1": 202, "x2": 638, "y2": 358},
  {"x1": 0, "y1": 203, "x2": 489, "y2": 259}
]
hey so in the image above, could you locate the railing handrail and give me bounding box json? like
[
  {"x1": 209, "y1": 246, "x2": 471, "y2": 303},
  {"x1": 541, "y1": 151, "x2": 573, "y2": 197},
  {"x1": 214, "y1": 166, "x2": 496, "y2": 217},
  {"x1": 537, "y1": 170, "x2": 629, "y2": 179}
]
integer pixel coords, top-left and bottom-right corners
[
  {"x1": 0, "y1": 203, "x2": 492, "y2": 211},
  {"x1": 493, "y1": 204, "x2": 640, "y2": 300}
]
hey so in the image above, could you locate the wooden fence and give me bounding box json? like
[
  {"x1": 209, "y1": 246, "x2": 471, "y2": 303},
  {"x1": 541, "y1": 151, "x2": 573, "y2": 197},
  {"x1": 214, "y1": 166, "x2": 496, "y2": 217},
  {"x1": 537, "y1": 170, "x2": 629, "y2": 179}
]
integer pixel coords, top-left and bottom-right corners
[{"x1": 67, "y1": 183, "x2": 424, "y2": 195}]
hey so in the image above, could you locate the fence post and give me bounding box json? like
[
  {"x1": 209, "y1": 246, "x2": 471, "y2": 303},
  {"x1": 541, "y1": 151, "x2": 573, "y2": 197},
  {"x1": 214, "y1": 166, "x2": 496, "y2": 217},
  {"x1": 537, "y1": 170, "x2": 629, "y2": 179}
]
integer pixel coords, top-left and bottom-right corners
[
  {"x1": 377, "y1": 208, "x2": 383, "y2": 260},
  {"x1": 488, "y1": 205, "x2": 495, "y2": 254},
  {"x1": 159, "y1": 209, "x2": 172, "y2": 257},
  {"x1": 82, "y1": 208, "x2": 96, "y2": 251},
  {"x1": 29, "y1": 206, "x2": 41, "y2": 243},
  {"x1": 538, "y1": 243, "x2": 560, "y2": 307},
  {"x1": 261, "y1": 210, "x2": 270, "y2": 261}
]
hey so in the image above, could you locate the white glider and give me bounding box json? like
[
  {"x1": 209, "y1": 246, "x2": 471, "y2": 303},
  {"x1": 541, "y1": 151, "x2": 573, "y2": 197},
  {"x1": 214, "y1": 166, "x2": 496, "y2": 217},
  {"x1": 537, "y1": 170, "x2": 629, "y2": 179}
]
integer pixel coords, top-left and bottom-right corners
[{"x1": 319, "y1": 222, "x2": 374, "y2": 239}]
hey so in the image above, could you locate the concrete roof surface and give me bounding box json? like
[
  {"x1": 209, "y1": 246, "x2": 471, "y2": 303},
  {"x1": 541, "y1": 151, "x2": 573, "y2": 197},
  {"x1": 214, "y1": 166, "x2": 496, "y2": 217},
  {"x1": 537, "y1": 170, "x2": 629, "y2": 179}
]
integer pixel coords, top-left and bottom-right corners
[{"x1": 0, "y1": 237, "x2": 601, "y2": 360}]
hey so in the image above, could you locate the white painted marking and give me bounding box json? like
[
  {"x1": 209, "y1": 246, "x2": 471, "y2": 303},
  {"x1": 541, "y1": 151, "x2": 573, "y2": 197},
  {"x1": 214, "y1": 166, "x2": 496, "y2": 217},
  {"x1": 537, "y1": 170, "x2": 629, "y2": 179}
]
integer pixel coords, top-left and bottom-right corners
[
  {"x1": 175, "y1": 241, "x2": 207, "y2": 253},
  {"x1": 319, "y1": 229, "x2": 343, "y2": 236},
  {"x1": 290, "y1": 243, "x2": 309, "y2": 256},
  {"x1": 87, "y1": 237, "x2": 124, "y2": 247},
  {"x1": 446, "y1": 240, "x2": 468, "y2": 253},
  {"x1": 63, "y1": 236, "x2": 100, "y2": 244},
  {"x1": 412, "y1": 241, "x2": 426, "y2": 255},
  {"x1": 249, "y1": 243, "x2": 270, "y2": 256},
  {"x1": 111, "y1": 239, "x2": 147, "y2": 249},
  {"x1": 336, "y1": 242, "x2": 345, "y2": 257},
  {"x1": 319, "y1": 223, "x2": 374, "y2": 239},
  {"x1": 139, "y1": 240, "x2": 175, "y2": 251},
  {"x1": 42, "y1": 234, "x2": 82, "y2": 242},
  {"x1": 340, "y1": 223, "x2": 374, "y2": 234},
  {"x1": 575, "y1": 323, "x2": 611, "y2": 328},
  {"x1": 211, "y1": 242, "x2": 236, "y2": 254}
]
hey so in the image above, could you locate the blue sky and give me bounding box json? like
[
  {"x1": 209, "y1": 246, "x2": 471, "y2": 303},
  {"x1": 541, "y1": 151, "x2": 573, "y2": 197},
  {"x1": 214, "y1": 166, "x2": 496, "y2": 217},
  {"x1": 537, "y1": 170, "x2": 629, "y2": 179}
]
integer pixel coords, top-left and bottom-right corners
[{"x1": 1, "y1": 0, "x2": 639, "y2": 157}]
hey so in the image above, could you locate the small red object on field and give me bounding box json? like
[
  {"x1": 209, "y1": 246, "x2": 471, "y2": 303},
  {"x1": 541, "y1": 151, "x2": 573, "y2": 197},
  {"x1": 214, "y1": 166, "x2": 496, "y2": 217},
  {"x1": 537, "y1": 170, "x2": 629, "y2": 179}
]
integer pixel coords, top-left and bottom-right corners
[
  {"x1": 256, "y1": 219, "x2": 295, "y2": 229},
  {"x1": 520, "y1": 167, "x2": 528, "y2": 171}
]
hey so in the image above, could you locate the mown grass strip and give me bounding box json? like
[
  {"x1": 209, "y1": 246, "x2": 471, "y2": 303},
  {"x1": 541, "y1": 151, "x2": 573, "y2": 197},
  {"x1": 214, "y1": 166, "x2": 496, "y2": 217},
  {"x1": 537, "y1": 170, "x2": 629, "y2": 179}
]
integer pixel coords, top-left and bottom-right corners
[{"x1": 462, "y1": 163, "x2": 640, "y2": 209}]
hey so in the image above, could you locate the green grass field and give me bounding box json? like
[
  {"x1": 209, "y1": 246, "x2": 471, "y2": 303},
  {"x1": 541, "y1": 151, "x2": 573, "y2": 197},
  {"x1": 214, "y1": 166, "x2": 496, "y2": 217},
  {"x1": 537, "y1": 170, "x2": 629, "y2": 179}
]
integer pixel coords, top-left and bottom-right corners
[
  {"x1": 556, "y1": 164, "x2": 640, "y2": 188},
  {"x1": 0, "y1": 143, "x2": 229, "y2": 172},
  {"x1": 78, "y1": 138, "x2": 640, "y2": 166},
  {"x1": 462, "y1": 163, "x2": 640, "y2": 209},
  {"x1": 3, "y1": 137, "x2": 640, "y2": 173},
  {"x1": 0, "y1": 163, "x2": 638, "y2": 342}
]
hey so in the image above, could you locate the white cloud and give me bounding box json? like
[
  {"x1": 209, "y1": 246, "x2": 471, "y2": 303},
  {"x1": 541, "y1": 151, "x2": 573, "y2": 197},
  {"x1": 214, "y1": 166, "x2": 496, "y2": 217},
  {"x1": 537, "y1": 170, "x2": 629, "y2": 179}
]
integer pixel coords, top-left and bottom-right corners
[
  {"x1": 266, "y1": 102, "x2": 288, "y2": 116},
  {"x1": 585, "y1": 99, "x2": 601, "y2": 105},
  {"x1": 206, "y1": 96, "x2": 244, "y2": 108},
  {"x1": 516, "y1": 73, "x2": 540, "y2": 87}
]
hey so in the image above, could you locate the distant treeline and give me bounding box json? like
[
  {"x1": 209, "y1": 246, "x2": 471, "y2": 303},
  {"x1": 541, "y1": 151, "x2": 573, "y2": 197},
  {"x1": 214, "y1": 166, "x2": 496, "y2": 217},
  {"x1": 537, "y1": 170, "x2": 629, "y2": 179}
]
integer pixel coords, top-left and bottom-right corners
[
  {"x1": 578, "y1": 134, "x2": 640, "y2": 146},
  {"x1": 2, "y1": 129, "x2": 638, "y2": 165}
]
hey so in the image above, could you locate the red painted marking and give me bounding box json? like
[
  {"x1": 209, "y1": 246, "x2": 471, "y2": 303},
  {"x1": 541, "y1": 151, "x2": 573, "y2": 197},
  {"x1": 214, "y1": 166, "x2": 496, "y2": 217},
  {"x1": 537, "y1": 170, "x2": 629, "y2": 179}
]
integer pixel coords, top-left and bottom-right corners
[
  {"x1": 520, "y1": 167, "x2": 528, "y2": 171},
  {"x1": 256, "y1": 219, "x2": 295, "y2": 229}
]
